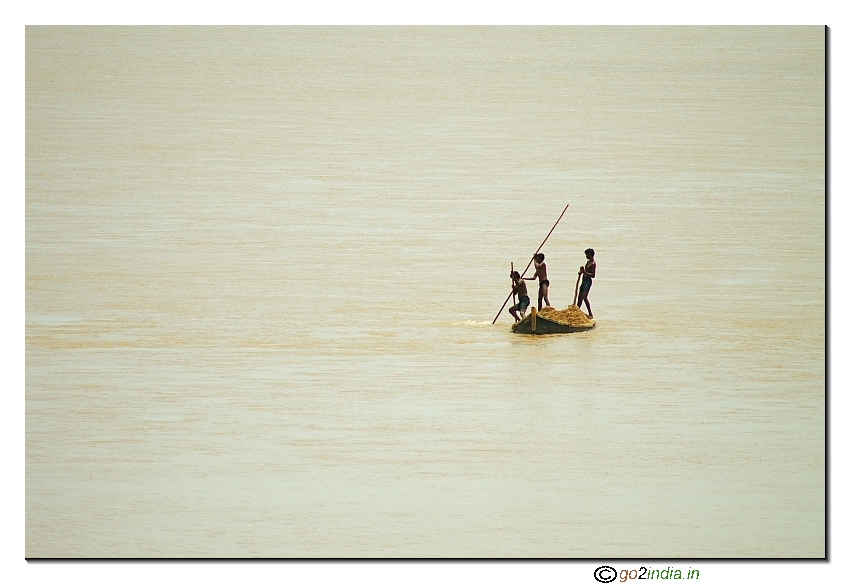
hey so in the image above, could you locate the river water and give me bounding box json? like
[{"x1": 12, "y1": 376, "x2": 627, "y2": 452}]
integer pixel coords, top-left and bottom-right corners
[{"x1": 25, "y1": 26, "x2": 825, "y2": 557}]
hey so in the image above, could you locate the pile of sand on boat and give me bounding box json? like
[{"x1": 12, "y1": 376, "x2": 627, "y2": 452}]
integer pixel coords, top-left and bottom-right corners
[{"x1": 536, "y1": 305, "x2": 595, "y2": 328}]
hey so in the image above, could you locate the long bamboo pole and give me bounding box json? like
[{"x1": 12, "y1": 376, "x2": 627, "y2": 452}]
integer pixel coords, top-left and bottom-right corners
[
  {"x1": 510, "y1": 261, "x2": 516, "y2": 312},
  {"x1": 572, "y1": 273, "x2": 582, "y2": 306},
  {"x1": 492, "y1": 204, "x2": 569, "y2": 324}
]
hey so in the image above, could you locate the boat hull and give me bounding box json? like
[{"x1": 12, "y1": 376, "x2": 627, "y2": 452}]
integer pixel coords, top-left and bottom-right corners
[{"x1": 510, "y1": 313, "x2": 596, "y2": 335}]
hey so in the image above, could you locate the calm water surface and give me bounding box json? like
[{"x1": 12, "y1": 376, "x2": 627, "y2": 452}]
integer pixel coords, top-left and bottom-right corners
[{"x1": 26, "y1": 26, "x2": 825, "y2": 557}]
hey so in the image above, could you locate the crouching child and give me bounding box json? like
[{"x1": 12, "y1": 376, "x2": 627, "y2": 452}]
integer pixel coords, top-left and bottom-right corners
[{"x1": 508, "y1": 271, "x2": 531, "y2": 322}]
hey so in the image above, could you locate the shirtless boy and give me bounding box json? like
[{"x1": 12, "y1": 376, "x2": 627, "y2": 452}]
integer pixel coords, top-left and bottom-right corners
[
  {"x1": 577, "y1": 248, "x2": 596, "y2": 319},
  {"x1": 508, "y1": 271, "x2": 530, "y2": 322},
  {"x1": 524, "y1": 253, "x2": 551, "y2": 311}
]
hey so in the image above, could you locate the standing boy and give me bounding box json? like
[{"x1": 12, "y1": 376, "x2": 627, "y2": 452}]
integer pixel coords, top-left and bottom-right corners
[
  {"x1": 508, "y1": 271, "x2": 530, "y2": 322},
  {"x1": 577, "y1": 248, "x2": 596, "y2": 319},
  {"x1": 525, "y1": 253, "x2": 551, "y2": 311}
]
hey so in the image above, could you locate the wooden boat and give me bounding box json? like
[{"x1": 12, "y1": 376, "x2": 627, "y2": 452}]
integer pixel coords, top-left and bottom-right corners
[{"x1": 511, "y1": 306, "x2": 596, "y2": 335}]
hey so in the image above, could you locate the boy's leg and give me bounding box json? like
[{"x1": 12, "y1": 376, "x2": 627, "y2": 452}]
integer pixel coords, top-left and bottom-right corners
[
  {"x1": 578, "y1": 281, "x2": 592, "y2": 316},
  {"x1": 543, "y1": 284, "x2": 550, "y2": 307}
]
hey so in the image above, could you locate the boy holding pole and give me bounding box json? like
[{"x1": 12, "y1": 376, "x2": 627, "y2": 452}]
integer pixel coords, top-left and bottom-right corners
[
  {"x1": 524, "y1": 253, "x2": 551, "y2": 311},
  {"x1": 577, "y1": 248, "x2": 596, "y2": 319},
  {"x1": 509, "y1": 271, "x2": 530, "y2": 322}
]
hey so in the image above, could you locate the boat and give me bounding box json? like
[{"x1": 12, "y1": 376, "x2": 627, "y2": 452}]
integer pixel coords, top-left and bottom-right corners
[{"x1": 510, "y1": 306, "x2": 596, "y2": 335}]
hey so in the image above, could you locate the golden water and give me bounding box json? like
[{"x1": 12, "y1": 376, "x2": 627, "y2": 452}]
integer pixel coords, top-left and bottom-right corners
[{"x1": 26, "y1": 26, "x2": 825, "y2": 557}]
